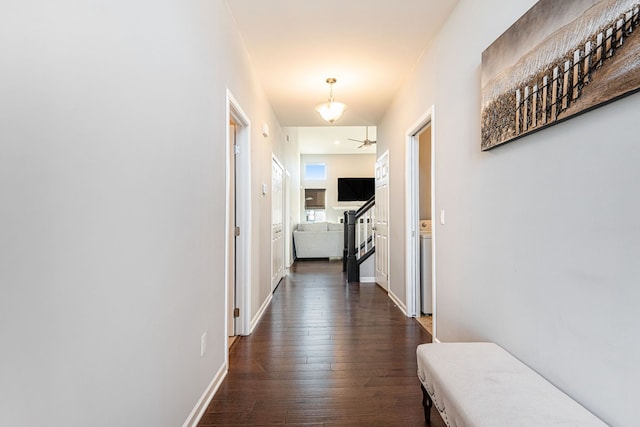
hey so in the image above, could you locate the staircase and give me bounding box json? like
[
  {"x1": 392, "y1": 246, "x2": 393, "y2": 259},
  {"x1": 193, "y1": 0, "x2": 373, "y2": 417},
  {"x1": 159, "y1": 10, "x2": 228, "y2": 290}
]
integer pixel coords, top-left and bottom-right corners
[{"x1": 343, "y1": 195, "x2": 375, "y2": 282}]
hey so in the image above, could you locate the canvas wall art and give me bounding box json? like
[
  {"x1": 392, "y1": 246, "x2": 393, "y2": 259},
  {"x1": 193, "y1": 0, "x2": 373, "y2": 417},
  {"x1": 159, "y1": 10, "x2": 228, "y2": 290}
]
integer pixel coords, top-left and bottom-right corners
[{"x1": 481, "y1": 0, "x2": 640, "y2": 150}]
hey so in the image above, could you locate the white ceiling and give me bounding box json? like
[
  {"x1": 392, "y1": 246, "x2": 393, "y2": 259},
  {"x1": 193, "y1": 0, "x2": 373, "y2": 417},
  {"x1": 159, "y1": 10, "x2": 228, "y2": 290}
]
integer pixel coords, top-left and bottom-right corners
[
  {"x1": 297, "y1": 126, "x2": 377, "y2": 155},
  {"x1": 225, "y1": 0, "x2": 459, "y2": 127}
]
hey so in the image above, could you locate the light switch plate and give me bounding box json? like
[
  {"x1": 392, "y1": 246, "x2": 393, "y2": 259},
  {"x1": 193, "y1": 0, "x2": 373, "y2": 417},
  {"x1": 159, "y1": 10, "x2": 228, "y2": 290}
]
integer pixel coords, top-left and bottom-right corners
[{"x1": 200, "y1": 333, "x2": 207, "y2": 357}]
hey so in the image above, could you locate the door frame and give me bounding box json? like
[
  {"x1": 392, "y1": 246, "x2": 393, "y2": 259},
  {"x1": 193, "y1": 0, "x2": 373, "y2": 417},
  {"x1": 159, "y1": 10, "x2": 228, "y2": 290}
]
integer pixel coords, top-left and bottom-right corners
[
  {"x1": 227, "y1": 120, "x2": 236, "y2": 340},
  {"x1": 405, "y1": 105, "x2": 438, "y2": 340},
  {"x1": 225, "y1": 89, "x2": 252, "y2": 347}
]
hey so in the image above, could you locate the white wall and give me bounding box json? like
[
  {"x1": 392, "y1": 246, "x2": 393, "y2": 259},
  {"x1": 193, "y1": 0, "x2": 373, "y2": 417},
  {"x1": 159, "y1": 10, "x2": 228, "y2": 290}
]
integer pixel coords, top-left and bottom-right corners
[
  {"x1": 283, "y1": 128, "x2": 301, "y2": 266},
  {"x1": 250, "y1": 116, "x2": 283, "y2": 328},
  {"x1": 300, "y1": 154, "x2": 376, "y2": 223},
  {"x1": 379, "y1": 1, "x2": 640, "y2": 425},
  {"x1": 0, "y1": 1, "x2": 282, "y2": 426}
]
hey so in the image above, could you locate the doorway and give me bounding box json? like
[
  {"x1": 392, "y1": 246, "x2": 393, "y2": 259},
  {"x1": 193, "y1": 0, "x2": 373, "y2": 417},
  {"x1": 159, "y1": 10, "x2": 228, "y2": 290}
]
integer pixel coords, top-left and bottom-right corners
[
  {"x1": 227, "y1": 120, "x2": 238, "y2": 346},
  {"x1": 406, "y1": 106, "x2": 437, "y2": 340},
  {"x1": 226, "y1": 90, "x2": 251, "y2": 355}
]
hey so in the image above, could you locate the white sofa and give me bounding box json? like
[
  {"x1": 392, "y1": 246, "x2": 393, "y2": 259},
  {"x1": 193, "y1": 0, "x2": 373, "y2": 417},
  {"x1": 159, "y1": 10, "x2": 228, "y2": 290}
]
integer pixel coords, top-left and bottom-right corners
[{"x1": 293, "y1": 222, "x2": 344, "y2": 259}]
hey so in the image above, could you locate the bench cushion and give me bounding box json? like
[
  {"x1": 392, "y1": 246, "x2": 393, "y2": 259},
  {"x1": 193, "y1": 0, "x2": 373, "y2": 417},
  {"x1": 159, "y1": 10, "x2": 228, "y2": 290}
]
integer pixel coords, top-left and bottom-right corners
[{"x1": 416, "y1": 342, "x2": 607, "y2": 427}]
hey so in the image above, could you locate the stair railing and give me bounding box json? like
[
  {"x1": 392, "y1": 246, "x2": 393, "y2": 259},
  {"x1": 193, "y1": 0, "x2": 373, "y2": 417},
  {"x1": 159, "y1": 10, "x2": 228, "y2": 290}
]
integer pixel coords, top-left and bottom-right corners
[{"x1": 343, "y1": 195, "x2": 375, "y2": 282}]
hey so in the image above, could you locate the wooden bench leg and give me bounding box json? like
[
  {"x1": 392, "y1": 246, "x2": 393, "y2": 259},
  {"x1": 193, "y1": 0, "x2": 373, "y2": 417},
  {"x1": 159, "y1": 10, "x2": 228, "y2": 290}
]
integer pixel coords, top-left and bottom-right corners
[{"x1": 421, "y1": 384, "x2": 433, "y2": 425}]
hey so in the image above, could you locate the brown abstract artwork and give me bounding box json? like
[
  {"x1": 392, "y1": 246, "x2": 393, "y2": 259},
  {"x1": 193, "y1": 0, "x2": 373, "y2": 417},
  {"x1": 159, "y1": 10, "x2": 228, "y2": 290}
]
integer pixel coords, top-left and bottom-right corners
[{"x1": 481, "y1": 0, "x2": 640, "y2": 150}]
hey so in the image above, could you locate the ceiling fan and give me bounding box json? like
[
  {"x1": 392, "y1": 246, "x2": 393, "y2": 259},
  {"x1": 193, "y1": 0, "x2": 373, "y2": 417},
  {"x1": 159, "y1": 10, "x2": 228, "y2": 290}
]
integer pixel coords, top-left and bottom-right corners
[{"x1": 348, "y1": 126, "x2": 376, "y2": 148}]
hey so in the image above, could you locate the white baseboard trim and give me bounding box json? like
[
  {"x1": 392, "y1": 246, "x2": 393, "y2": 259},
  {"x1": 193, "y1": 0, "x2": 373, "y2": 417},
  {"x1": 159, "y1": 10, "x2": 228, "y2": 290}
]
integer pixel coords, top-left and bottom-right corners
[
  {"x1": 182, "y1": 362, "x2": 227, "y2": 427},
  {"x1": 360, "y1": 276, "x2": 375, "y2": 283},
  {"x1": 434, "y1": 337, "x2": 441, "y2": 343},
  {"x1": 250, "y1": 292, "x2": 273, "y2": 334},
  {"x1": 388, "y1": 290, "x2": 408, "y2": 316}
]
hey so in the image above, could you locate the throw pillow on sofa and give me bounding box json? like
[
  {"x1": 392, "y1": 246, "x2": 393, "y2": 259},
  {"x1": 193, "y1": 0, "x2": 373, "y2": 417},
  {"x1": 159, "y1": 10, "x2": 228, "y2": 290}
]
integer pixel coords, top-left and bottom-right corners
[
  {"x1": 327, "y1": 223, "x2": 343, "y2": 231},
  {"x1": 298, "y1": 222, "x2": 329, "y2": 232}
]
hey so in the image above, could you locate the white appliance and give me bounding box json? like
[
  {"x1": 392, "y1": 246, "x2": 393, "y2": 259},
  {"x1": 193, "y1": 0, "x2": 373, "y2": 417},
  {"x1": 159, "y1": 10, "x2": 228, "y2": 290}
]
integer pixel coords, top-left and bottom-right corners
[{"x1": 420, "y1": 220, "x2": 432, "y2": 315}]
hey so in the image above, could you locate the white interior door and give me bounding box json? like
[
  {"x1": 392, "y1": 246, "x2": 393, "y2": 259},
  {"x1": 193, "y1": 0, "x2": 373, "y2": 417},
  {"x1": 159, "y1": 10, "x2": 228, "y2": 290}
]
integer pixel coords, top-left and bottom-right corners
[
  {"x1": 284, "y1": 171, "x2": 292, "y2": 269},
  {"x1": 375, "y1": 151, "x2": 390, "y2": 290},
  {"x1": 227, "y1": 121, "x2": 237, "y2": 338},
  {"x1": 271, "y1": 157, "x2": 285, "y2": 291}
]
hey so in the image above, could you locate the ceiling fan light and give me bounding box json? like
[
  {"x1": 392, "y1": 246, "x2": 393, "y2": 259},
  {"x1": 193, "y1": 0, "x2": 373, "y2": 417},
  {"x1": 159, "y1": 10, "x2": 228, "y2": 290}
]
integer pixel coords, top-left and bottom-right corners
[{"x1": 315, "y1": 101, "x2": 346, "y2": 123}]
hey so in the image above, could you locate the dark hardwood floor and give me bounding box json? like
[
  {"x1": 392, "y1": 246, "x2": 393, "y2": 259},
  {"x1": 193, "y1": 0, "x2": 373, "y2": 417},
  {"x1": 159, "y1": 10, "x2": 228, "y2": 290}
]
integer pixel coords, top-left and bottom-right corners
[{"x1": 198, "y1": 259, "x2": 445, "y2": 426}]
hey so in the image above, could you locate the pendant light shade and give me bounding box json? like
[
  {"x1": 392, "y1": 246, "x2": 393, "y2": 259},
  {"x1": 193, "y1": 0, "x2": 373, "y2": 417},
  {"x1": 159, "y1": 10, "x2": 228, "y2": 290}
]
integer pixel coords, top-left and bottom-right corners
[
  {"x1": 315, "y1": 78, "x2": 346, "y2": 123},
  {"x1": 315, "y1": 100, "x2": 346, "y2": 123}
]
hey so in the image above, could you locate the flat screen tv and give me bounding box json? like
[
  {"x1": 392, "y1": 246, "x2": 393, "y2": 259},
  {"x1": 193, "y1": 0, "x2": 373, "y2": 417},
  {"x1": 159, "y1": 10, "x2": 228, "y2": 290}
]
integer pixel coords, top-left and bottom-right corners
[{"x1": 337, "y1": 177, "x2": 375, "y2": 202}]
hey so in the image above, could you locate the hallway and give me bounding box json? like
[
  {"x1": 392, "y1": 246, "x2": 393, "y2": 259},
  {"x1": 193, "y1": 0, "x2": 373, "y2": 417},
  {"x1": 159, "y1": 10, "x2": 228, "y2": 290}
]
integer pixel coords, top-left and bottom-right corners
[{"x1": 198, "y1": 260, "x2": 442, "y2": 426}]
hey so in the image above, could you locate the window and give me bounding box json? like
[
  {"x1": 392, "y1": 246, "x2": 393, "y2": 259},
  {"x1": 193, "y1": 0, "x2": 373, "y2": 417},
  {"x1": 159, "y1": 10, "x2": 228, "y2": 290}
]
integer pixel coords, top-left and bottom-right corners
[
  {"x1": 304, "y1": 163, "x2": 326, "y2": 180},
  {"x1": 304, "y1": 188, "x2": 326, "y2": 209}
]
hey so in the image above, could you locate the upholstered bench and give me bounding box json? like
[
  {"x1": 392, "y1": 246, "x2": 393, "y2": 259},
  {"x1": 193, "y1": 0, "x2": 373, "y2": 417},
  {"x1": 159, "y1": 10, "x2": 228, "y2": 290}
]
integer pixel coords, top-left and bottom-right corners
[{"x1": 416, "y1": 342, "x2": 608, "y2": 426}]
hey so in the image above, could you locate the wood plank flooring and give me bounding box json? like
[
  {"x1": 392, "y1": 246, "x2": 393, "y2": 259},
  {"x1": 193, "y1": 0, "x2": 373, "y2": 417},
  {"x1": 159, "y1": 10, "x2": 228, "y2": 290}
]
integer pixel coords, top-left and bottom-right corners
[{"x1": 199, "y1": 259, "x2": 445, "y2": 426}]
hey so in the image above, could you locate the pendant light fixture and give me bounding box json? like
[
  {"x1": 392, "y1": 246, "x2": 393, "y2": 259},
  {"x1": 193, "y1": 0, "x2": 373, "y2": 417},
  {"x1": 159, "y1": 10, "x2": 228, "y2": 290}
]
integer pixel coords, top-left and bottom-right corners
[{"x1": 315, "y1": 77, "x2": 346, "y2": 124}]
